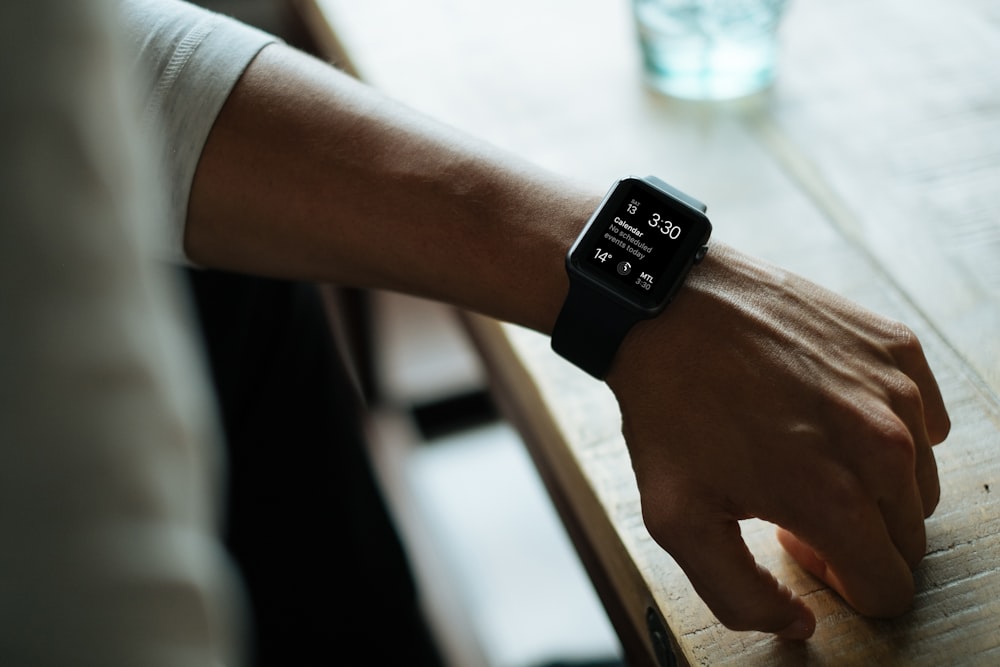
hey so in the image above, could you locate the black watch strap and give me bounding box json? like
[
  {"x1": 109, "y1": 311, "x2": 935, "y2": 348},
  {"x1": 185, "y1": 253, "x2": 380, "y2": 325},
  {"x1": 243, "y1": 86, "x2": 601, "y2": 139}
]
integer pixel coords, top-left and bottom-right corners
[
  {"x1": 646, "y1": 175, "x2": 707, "y2": 213},
  {"x1": 550, "y1": 281, "x2": 643, "y2": 379}
]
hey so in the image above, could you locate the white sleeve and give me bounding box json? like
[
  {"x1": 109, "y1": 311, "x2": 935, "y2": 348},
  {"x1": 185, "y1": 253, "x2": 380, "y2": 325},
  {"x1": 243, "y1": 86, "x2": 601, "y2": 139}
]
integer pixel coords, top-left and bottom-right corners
[
  {"x1": 1, "y1": 0, "x2": 248, "y2": 664},
  {"x1": 120, "y1": 0, "x2": 278, "y2": 264}
]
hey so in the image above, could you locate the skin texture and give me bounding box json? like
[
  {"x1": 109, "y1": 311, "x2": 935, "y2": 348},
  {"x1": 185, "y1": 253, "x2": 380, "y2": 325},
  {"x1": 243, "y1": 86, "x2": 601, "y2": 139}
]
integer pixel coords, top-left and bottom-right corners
[
  {"x1": 608, "y1": 245, "x2": 949, "y2": 637},
  {"x1": 187, "y1": 43, "x2": 950, "y2": 640}
]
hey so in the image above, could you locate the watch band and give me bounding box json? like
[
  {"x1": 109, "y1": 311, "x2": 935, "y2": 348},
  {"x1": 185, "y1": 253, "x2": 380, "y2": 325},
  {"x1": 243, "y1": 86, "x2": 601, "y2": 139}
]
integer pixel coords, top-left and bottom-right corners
[
  {"x1": 551, "y1": 176, "x2": 708, "y2": 379},
  {"x1": 550, "y1": 280, "x2": 643, "y2": 379},
  {"x1": 645, "y1": 175, "x2": 708, "y2": 213}
]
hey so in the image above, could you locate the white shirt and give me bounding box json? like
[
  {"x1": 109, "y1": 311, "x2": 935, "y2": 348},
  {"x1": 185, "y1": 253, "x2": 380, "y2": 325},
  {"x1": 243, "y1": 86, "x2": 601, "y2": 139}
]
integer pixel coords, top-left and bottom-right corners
[{"x1": 0, "y1": 0, "x2": 272, "y2": 663}]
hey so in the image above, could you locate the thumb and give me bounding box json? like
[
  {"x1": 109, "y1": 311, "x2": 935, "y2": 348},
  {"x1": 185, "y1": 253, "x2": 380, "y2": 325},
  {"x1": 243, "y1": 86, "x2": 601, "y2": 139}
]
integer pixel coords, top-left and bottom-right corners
[{"x1": 667, "y1": 520, "x2": 815, "y2": 640}]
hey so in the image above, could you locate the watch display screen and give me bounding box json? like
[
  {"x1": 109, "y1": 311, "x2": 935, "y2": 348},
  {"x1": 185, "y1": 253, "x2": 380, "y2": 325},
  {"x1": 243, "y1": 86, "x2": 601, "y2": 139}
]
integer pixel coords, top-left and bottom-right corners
[{"x1": 574, "y1": 179, "x2": 707, "y2": 307}]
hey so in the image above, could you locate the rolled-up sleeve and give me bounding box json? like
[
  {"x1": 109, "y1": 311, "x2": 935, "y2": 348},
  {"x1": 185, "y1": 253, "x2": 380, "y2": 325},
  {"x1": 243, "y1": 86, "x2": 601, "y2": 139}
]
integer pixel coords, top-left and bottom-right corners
[{"x1": 121, "y1": 0, "x2": 277, "y2": 263}]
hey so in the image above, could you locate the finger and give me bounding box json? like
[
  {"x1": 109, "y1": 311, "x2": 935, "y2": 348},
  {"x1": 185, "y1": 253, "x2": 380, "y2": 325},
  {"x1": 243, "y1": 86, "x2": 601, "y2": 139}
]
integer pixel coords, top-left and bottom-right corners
[
  {"x1": 776, "y1": 527, "x2": 826, "y2": 581},
  {"x1": 878, "y1": 485, "x2": 927, "y2": 570},
  {"x1": 888, "y1": 324, "x2": 951, "y2": 444},
  {"x1": 777, "y1": 483, "x2": 915, "y2": 618},
  {"x1": 886, "y1": 372, "x2": 941, "y2": 517},
  {"x1": 776, "y1": 526, "x2": 913, "y2": 618},
  {"x1": 860, "y1": 403, "x2": 930, "y2": 565},
  {"x1": 915, "y1": 438, "x2": 941, "y2": 518},
  {"x1": 665, "y1": 520, "x2": 815, "y2": 639}
]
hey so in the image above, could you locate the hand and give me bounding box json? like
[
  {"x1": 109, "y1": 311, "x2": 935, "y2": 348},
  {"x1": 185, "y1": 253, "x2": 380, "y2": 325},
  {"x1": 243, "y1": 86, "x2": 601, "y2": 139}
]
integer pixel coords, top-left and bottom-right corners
[{"x1": 606, "y1": 242, "x2": 951, "y2": 639}]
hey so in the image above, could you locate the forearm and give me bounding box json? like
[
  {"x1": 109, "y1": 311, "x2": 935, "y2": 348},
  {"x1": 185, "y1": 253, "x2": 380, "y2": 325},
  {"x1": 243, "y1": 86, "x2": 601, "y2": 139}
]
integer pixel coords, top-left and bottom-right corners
[{"x1": 187, "y1": 42, "x2": 597, "y2": 334}]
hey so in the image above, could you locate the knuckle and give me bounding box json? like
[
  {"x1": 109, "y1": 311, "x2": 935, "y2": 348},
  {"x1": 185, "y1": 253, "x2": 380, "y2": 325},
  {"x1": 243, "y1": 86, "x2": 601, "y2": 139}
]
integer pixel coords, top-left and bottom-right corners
[
  {"x1": 884, "y1": 319, "x2": 920, "y2": 353},
  {"x1": 887, "y1": 372, "x2": 924, "y2": 416},
  {"x1": 890, "y1": 372, "x2": 924, "y2": 412},
  {"x1": 639, "y1": 499, "x2": 694, "y2": 553},
  {"x1": 934, "y1": 410, "x2": 953, "y2": 443},
  {"x1": 876, "y1": 415, "x2": 917, "y2": 469},
  {"x1": 861, "y1": 404, "x2": 918, "y2": 484}
]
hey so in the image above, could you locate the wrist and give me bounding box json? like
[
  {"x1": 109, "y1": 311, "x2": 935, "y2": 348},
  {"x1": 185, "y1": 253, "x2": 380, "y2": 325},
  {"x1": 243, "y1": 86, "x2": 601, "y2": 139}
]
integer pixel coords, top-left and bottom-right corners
[
  {"x1": 550, "y1": 176, "x2": 712, "y2": 380},
  {"x1": 511, "y1": 184, "x2": 598, "y2": 336},
  {"x1": 605, "y1": 240, "x2": 729, "y2": 389}
]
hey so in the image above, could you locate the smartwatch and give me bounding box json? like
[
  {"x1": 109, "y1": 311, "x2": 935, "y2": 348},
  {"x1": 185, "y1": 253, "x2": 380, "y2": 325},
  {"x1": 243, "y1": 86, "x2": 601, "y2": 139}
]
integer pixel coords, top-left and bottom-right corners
[{"x1": 551, "y1": 175, "x2": 712, "y2": 379}]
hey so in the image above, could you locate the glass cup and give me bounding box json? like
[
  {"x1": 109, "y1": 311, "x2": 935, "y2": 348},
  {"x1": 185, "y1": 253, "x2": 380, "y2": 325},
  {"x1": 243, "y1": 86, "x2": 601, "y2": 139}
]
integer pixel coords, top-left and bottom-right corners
[{"x1": 631, "y1": 0, "x2": 790, "y2": 101}]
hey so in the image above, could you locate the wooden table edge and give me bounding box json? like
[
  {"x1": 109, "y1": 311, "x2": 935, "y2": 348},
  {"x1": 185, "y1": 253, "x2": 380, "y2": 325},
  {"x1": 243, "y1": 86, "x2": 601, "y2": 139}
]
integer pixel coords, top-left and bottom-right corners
[{"x1": 460, "y1": 311, "x2": 689, "y2": 667}]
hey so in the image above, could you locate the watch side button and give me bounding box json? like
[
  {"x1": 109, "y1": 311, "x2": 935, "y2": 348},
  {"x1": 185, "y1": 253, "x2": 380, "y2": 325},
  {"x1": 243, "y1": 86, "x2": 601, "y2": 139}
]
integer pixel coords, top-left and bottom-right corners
[{"x1": 694, "y1": 245, "x2": 709, "y2": 264}]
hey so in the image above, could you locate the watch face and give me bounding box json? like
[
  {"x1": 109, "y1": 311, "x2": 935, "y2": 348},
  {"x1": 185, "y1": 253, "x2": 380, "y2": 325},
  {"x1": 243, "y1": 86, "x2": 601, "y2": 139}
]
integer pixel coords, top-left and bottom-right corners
[{"x1": 571, "y1": 178, "x2": 711, "y2": 311}]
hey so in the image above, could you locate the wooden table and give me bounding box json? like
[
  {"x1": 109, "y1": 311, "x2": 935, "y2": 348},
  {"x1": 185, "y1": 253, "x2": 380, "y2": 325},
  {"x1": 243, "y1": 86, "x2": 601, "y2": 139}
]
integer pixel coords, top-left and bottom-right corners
[{"x1": 294, "y1": 0, "x2": 1000, "y2": 664}]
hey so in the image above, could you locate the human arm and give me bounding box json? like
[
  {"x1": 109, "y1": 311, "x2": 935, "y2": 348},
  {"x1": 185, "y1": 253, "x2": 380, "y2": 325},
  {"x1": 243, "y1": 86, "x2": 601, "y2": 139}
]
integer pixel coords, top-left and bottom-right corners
[
  {"x1": 185, "y1": 41, "x2": 950, "y2": 639},
  {"x1": 185, "y1": 42, "x2": 591, "y2": 334}
]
